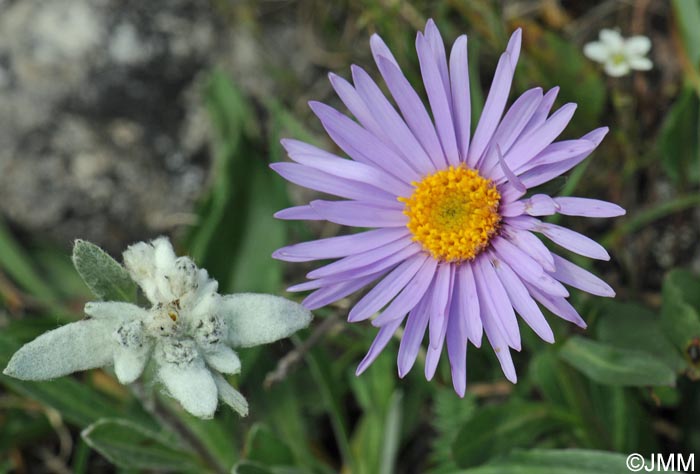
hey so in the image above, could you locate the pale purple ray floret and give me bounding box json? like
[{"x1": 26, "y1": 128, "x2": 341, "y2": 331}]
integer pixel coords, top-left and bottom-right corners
[{"x1": 271, "y1": 19, "x2": 625, "y2": 396}]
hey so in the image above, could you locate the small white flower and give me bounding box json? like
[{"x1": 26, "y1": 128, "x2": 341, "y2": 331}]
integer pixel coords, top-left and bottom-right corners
[
  {"x1": 3, "y1": 237, "x2": 312, "y2": 419},
  {"x1": 583, "y1": 29, "x2": 652, "y2": 77}
]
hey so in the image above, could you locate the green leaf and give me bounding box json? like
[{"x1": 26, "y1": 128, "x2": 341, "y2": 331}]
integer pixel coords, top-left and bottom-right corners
[
  {"x1": 379, "y1": 390, "x2": 402, "y2": 474},
  {"x1": 560, "y1": 337, "x2": 676, "y2": 387},
  {"x1": 0, "y1": 219, "x2": 59, "y2": 301},
  {"x1": 596, "y1": 301, "x2": 686, "y2": 372},
  {"x1": 457, "y1": 448, "x2": 664, "y2": 474},
  {"x1": 452, "y1": 401, "x2": 568, "y2": 468},
  {"x1": 245, "y1": 424, "x2": 295, "y2": 466},
  {"x1": 226, "y1": 161, "x2": 287, "y2": 293},
  {"x1": 657, "y1": 87, "x2": 700, "y2": 184},
  {"x1": 672, "y1": 0, "x2": 700, "y2": 70},
  {"x1": 173, "y1": 410, "x2": 239, "y2": 470},
  {"x1": 661, "y1": 269, "x2": 700, "y2": 377},
  {"x1": 81, "y1": 419, "x2": 202, "y2": 471},
  {"x1": 72, "y1": 240, "x2": 136, "y2": 302}
]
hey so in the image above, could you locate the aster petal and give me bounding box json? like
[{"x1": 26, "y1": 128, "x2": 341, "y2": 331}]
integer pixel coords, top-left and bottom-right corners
[
  {"x1": 328, "y1": 72, "x2": 387, "y2": 145},
  {"x1": 308, "y1": 200, "x2": 407, "y2": 228},
  {"x1": 273, "y1": 228, "x2": 409, "y2": 262},
  {"x1": 371, "y1": 256, "x2": 439, "y2": 327},
  {"x1": 481, "y1": 309, "x2": 517, "y2": 383},
  {"x1": 479, "y1": 87, "x2": 543, "y2": 173},
  {"x1": 520, "y1": 87, "x2": 559, "y2": 137},
  {"x1": 536, "y1": 222, "x2": 610, "y2": 260},
  {"x1": 490, "y1": 253, "x2": 554, "y2": 343},
  {"x1": 428, "y1": 264, "x2": 453, "y2": 349},
  {"x1": 157, "y1": 351, "x2": 218, "y2": 419},
  {"x1": 397, "y1": 286, "x2": 431, "y2": 377},
  {"x1": 271, "y1": 163, "x2": 397, "y2": 203},
  {"x1": 4, "y1": 320, "x2": 115, "y2": 380},
  {"x1": 213, "y1": 373, "x2": 248, "y2": 417},
  {"x1": 307, "y1": 237, "x2": 415, "y2": 279},
  {"x1": 514, "y1": 139, "x2": 596, "y2": 175},
  {"x1": 302, "y1": 270, "x2": 389, "y2": 310},
  {"x1": 351, "y1": 66, "x2": 435, "y2": 175},
  {"x1": 491, "y1": 236, "x2": 568, "y2": 296},
  {"x1": 369, "y1": 33, "x2": 399, "y2": 67},
  {"x1": 417, "y1": 32, "x2": 460, "y2": 166},
  {"x1": 550, "y1": 254, "x2": 616, "y2": 297},
  {"x1": 449, "y1": 35, "x2": 471, "y2": 161},
  {"x1": 221, "y1": 294, "x2": 312, "y2": 348},
  {"x1": 553, "y1": 197, "x2": 626, "y2": 218},
  {"x1": 502, "y1": 227, "x2": 555, "y2": 272},
  {"x1": 457, "y1": 263, "x2": 483, "y2": 347},
  {"x1": 518, "y1": 127, "x2": 608, "y2": 188},
  {"x1": 625, "y1": 36, "x2": 651, "y2": 56},
  {"x1": 526, "y1": 283, "x2": 587, "y2": 328},
  {"x1": 583, "y1": 41, "x2": 610, "y2": 63},
  {"x1": 309, "y1": 101, "x2": 420, "y2": 183},
  {"x1": 203, "y1": 345, "x2": 241, "y2": 374},
  {"x1": 424, "y1": 317, "x2": 447, "y2": 381},
  {"x1": 522, "y1": 194, "x2": 561, "y2": 217},
  {"x1": 445, "y1": 284, "x2": 468, "y2": 396},
  {"x1": 496, "y1": 145, "x2": 525, "y2": 193},
  {"x1": 274, "y1": 205, "x2": 323, "y2": 221},
  {"x1": 373, "y1": 55, "x2": 446, "y2": 169},
  {"x1": 84, "y1": 301, "x2": 149, "y2": 320},
  {"x1": 424, "y1": 19, "x2": 451, "y2": 94},
  {"x1": 349, "y1": 253, "x2": 428, "y2": 322},
  {"x1": 468, "y1": 29, "x2": 522, "y2": 166},
  {"x1": 356, "y1": 317, "x2": 403, "y2": 375},
  {"x1": 282, "y1": 138, "x2": 413, "y2": 196},
  {"x1": 473, "y1": 256, "x2": 521, "y2": 350},
  {"x1": 502, "y1": 103, "x2": 577, "y2": 173}
]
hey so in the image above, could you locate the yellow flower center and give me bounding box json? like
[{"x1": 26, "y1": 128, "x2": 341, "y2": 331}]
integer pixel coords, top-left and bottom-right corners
[{"x1": 399, "y1": 165, "x2": 502, "y2": 262}]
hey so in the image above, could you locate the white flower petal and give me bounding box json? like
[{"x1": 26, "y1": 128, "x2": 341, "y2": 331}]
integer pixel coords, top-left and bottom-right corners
[
  {"x1": 583, "y1": 42, "x2": 610, "y2": 63},
  {"x1": 3, "y1": 320, "x2": 115, "y2": 380},
  {"x1": 604, "y1": 60, "x2": 630, "y2": 77},
  {"x1": 599, "y1": 29, "x2": 624, "y2": 50},
  {"x1": 153, "y1": 237, "x2": 177, "y2": 272},
  {"x1": 122, "y1": 241, "x2": 157, "y2": 285},
  {"x1": 114, "y1": 342, "x2": 152, "y2": 384},
  {"x1": 157, "y1": 345, "x2": 218, "y2": 419},
  {"x1": 624, "y1": 35, "x2": 651, "y2": 56},
  {"x1": 628, "y1": 56, "x2": 653, "y2": 71},
  {"x1": 213, "y1": 373, "x2": 248, "y2": 417},
  {"x1": 84, "y1": 301, "x2": 149, "y2": 320},
  {"x1": 203, "y1": 345, "x2": 241, "y2": 374},
  {"x1": 221, "y1": 294, "x2": 312, "y2": 348}
]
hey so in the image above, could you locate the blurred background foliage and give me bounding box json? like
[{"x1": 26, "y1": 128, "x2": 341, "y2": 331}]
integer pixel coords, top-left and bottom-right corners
[{"x1": 1, "y1": 0, "x2": 700, "y2": 472}]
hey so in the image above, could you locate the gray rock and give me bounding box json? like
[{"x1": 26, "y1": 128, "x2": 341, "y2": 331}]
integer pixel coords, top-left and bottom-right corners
[{"x1": 0, "y1": 0, "x2": 223, "y2": 251}]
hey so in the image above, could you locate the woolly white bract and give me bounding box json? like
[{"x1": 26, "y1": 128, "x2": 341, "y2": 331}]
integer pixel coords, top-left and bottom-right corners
[
  {"x1": 583, "y1": 29, "x2": 652, "y2": 77},
  {"x1": 3, "y1": 237, "x2": 312, "y2": 419}
]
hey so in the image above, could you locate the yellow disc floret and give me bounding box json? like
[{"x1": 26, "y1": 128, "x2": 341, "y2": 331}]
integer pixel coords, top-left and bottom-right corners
[{"x1": 399, "y1": 165, "x2": 502, "y2": 263}]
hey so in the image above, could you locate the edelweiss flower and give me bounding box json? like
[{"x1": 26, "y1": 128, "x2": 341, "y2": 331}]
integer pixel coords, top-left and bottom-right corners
[
  {"x1": 583, "y1": 29, "x2": 652, "y2": 77},
  {"x1": 4, "y1": 237, "x2": 312, "y2": 418},
  {"x1": 272, "y1": 20, "x2": 625, "y2": 396}
]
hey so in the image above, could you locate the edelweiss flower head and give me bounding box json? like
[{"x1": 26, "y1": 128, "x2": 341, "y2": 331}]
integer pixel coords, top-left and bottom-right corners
[
  {"x1": 4, "y1": 237, "x2": 312, "y2": 418},
  {"x1": 272, "y1": 20, "x2": 625, "y2": 396},
  {"x1": 583, "y1": 29, "x2": 652, "y2": 77}
]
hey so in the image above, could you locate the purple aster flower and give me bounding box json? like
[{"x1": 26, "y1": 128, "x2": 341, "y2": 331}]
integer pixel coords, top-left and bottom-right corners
[{"x1": 271, "y1": 20, "x2": 625, "y2": 396}]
